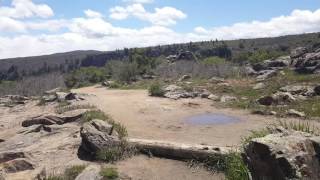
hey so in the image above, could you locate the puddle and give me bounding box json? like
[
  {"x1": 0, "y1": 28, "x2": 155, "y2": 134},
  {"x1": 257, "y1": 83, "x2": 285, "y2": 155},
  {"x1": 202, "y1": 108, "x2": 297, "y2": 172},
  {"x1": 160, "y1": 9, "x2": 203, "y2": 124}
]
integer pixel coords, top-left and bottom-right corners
[{"x1": 185, "y1": 113, "x2": 241, "y2": 125}]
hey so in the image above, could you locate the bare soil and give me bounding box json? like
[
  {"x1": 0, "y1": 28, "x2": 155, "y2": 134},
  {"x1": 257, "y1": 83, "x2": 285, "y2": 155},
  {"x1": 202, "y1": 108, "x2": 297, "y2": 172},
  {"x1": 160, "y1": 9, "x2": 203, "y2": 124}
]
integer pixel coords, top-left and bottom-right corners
[{"x1": 74, "y1": 86, "x2": 285, "y2": 147}]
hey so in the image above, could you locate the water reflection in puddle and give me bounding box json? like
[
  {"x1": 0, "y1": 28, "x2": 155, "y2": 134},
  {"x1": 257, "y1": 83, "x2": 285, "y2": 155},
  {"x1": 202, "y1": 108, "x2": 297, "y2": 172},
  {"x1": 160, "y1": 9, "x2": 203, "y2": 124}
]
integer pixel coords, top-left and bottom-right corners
[{"x1": 185, "y1": 113, "x2": 241, "y2": 125}]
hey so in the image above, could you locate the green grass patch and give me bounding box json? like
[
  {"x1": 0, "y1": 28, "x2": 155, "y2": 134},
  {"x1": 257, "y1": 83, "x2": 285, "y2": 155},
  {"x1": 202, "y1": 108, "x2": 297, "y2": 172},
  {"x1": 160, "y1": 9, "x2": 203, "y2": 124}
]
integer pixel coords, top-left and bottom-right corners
[
  {"x1": 100, "y1": 167, "x2": 119, "y2": 180},
  {"x1": 44, "y1": 165, "x2": 86, "y2": 180},
  {"x1": 64, "y1": 165, "x2": 87, "y2": 180},
  {"x1": 82, "y1": 110, "x2": 128, "y2": 139}
]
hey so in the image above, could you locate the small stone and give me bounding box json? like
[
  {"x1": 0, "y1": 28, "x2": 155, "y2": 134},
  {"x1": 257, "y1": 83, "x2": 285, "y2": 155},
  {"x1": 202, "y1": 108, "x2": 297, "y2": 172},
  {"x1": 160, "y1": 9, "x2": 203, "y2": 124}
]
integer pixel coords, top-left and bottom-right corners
[
  {"x1": 208, "y1": 94, "x2": 219, "y2": 101},
  {"x1": 287, "y1": 109, "x2": 306, "y2": 118},
  {"x1": 253, "y1": 83, "x2": 266, "y2": 90}
]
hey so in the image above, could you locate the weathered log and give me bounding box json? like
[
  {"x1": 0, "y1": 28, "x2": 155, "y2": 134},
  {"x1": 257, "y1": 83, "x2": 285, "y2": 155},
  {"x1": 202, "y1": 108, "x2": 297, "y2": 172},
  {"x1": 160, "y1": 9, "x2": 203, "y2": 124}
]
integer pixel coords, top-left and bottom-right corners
[{"x1": 127, "y1": 138, "x2": 231, "y2": 161}]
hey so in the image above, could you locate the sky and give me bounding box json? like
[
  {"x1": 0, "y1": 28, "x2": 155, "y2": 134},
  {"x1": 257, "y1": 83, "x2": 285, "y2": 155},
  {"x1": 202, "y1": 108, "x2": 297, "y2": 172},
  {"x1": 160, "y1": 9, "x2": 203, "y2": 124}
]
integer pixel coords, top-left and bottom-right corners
[{"x1": 0, "y1": 0, "x2": 320, "y2": 59}]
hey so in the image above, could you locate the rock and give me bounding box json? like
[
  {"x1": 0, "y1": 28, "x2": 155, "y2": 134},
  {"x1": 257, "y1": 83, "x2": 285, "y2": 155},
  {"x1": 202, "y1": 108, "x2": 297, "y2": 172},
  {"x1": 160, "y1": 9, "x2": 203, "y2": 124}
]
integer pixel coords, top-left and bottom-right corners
[
  {"x1": 45, "y1": 88, "x2": 63, "y2": 95},
  {"x1": 257, "y1": 96, "x2": 274, "y2": 106},
  {"x1": 290, "y1": 47, "x2": 308, "y2": 58},
  {"x1": 244, "y1": 130, "x2": 320, "y2": 180},
  {"x1": 209, "y1": 77, "x2": 225, "y2": 83},
  {"x1": 253, "y1": 83, "x2": 266, "y2": 90},
  {"x1": 220, "y1": 95, "x2": 237, "y2": 103},
  {"x1": 0, "y1": 171, "x2": 5, "y2": 180},
  {"x1": 2, "y1": 159, "x2": 34, "y2": 173},
  {"x1": 253, "y1": 57, "x2": 290, "y2": 71},
  {"x1": 314, "y1": 85, "x2": 320, "y2": 96},
  {"x1": 41, "y1": 95, "x2": 57, "y2": 102},
  {"x1": 208, "y1": 94, "x2": 220, "y2": 101},
  {"x1": 256, "y1": 70, "x2": 277, "y2": 81},
  {"x1": 199, "y1": 90, "x2": 211, "y2": 98},
  {"x1": 0, "y1": 139, "x2": 4, "y2": 143},
  {"x1": 24, "y1": 125, "x2": 52, "y2": 134},
  {"x1": 178, "y1": 75, "x2": 191, "y2": 81},
  {"x1": 164, "y1": 85, "x2": 183, "y2": 92},
  {"x1": 80, "y1": 122, "x2": 121, "y2": 156},
  {"x1": 90, "y1": 119, "x2": 113, "y2": 135},
  {"x1": 280, "y1": 85, "x2": 314, "y2": 96},
  {"x1": 287, "y1": 109, "x2": 306, "y2": 118},
  {"x1": 273, "y1": 92, "x2": 296, "y2": 104},
  {"x1": 0, "y1": 152, "x2": 26, "y2": 163},
  {"x1": 75, "y1": 165, "x2": 101, "y2": 180},
  {"x1": 244, "y1": 66, "x2": 257, "y2": 76},
  {"x1": 252, "y1": 110, "x2": 277, "y2": 116},
  {"x1": 55, "y1": 92, "x2": 68, "y2": 101},
  {"x1": 22, "y1": 111, "x2": 84, "y2": 127}
]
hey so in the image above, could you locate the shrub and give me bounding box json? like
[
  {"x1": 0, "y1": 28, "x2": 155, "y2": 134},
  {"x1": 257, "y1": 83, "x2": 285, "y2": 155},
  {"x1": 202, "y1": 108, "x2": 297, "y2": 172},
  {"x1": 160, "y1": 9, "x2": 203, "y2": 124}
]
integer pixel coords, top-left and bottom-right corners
[
  {"x1": 224, "y1": 152, "x2": 250, "y2": 180},
  {"x1": 65, "y1": 67, "x2": 106, "y2": 88},
  {"x1": 148, "y1": 83, "x2": 165, "y2": 97},
  {"x1": 100, "y1": 167, "x2": 119, "y2": 180},
  {"x1": 105, "y1": 61, "x2": 139, "y2": 83}
]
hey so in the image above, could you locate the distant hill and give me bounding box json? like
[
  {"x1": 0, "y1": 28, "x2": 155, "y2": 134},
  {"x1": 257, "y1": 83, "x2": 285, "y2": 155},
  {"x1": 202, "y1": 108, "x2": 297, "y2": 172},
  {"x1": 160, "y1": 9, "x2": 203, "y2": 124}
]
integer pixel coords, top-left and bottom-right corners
[{"x1": 1, "y1": 32, "x2": 320, "y2": 81}]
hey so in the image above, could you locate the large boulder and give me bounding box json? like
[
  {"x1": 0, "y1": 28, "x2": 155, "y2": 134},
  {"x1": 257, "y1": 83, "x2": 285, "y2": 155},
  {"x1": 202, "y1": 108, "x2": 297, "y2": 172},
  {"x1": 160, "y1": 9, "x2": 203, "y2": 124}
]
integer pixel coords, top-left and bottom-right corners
[
  {"x1": 290, "y1": 47, "x2": 308, "y2": 59},
  {"x1": 314, "y1": 85, "x2": 320, "y2": 96},
  {"x1": 256, "y1": 70, "x2": 277, "y2": 81},
  {"x1": 244, "y1": 129, "x2": 320, "y2": 180},
  {"x1": 79, "y1": 121, "x2": 120, "y2": 156}
]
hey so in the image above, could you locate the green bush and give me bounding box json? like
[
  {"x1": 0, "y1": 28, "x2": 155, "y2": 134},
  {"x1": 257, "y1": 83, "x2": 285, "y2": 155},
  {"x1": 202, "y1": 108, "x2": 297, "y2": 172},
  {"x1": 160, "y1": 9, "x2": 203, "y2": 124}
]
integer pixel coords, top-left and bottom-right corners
[
  {"x1": 148, "y1": 83, "x2": 165, "y2": 97},
  {"x1": 65, "y1": 67, "x2": 106, "y2": 88},
  {"x1": 100, "y1": 167, "x2": 119, "y2": 180}
]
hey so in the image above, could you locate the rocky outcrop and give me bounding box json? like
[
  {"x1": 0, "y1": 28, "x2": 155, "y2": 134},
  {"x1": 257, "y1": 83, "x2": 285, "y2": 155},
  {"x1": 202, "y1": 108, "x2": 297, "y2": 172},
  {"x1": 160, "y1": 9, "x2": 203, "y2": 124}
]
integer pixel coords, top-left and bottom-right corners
[
  {"x1": 290, "y1": 47, "x2": 320, "y2": 74},
  {"x1": 244, "y1": 129, "x2": 320, "y2": 180},
  {"x1": 256, "y1": 70, "x2": 277, "y2": 81},
  {"x1": 41, "y1": 91, "x2": 84, "y2": 103},
  {"x1": 0, "y1": 95, "x2": 29, "y2": 107},
  {"x1": 21, "y1": 110, "x2": 85, "y2": 127},
  {"x1": 280, "y1": 85, "x2": 315, "y2": 96},
  {"x1": 0, "y1": 152, "x2": 26, "y2": 163},
  {"x1": 79, "y1": 121, "x2": 121, "y2": 157},
  {"x1": 2, "y1": 159, "x2": 34, "y2": 173},
  {"x1": 253, "y1": 56, "x2": 290, "y2": 72},
  {"x1": 258, "y1": 92, "x2": 296, "y2": 106},
  {"x1": 163, "y1": 85, "x2": 196, "y2": 100}
]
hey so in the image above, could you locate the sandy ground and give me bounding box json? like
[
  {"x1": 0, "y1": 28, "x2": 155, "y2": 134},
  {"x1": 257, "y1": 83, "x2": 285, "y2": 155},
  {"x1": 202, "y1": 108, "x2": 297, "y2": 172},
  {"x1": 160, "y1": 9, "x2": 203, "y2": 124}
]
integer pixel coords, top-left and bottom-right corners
[{"x1": 74, "y1": 86, "x2": 284, "y2": 147}]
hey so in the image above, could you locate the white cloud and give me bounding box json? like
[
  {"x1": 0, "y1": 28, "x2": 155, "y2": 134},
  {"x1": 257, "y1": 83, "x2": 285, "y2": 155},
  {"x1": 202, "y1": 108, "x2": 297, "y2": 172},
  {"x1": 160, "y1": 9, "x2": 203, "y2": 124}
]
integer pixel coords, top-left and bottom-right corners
[
  {"x1": 84, "y1": 9, "x2": 103, "y2": 18},
  {"x1": 110, "y1": 3, "x2": 187, "y2": 26},
  {"x1": 0, "y1": 17, "x2": 26, "y2": 32},
  {"x1": 1, "y1": 7, "x2": 320, "y2": 59},
  {"x1": 0, "y1": 0, "x2": 54, "y2": 19},
  {"x1": 193, "y1": 9, "x2": 320, "y2": 40}
]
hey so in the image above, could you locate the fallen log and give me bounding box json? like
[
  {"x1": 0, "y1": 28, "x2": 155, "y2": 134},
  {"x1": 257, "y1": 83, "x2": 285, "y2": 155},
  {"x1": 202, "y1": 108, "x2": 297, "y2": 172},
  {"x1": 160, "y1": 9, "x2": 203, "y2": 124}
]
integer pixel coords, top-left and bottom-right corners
[
  {"x1": 127, "y1": 138, "x2": 231, "y2": 161},
  {"x1": 80, "y1": 120, "x2": 232, "y2": 161}
]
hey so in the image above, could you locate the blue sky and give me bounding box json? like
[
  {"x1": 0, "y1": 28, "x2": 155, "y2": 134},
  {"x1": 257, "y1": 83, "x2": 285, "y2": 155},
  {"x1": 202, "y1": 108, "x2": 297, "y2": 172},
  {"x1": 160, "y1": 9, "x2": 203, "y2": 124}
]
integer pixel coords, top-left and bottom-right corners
[{"x1": 0, "y1": 0, "x2": 320, "y2": 58}]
